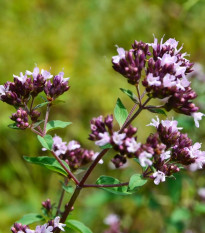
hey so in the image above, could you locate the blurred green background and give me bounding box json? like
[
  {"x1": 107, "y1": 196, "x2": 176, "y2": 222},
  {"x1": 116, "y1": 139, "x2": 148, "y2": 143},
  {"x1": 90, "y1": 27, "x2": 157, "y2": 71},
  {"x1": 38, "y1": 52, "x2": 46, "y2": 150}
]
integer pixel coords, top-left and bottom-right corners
[{"x1": 1, "y1": 0, "x2": 205, "y2": 232}]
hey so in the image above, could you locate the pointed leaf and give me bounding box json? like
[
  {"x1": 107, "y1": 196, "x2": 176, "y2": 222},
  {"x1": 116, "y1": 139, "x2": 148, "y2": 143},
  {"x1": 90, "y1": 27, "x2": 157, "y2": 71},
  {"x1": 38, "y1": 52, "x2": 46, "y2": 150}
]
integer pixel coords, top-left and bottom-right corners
[
  {"x1": 66, "y1": 219, "x2": 93, "y2": 233},
  {"x1": 114, "y1": 98, "x2": 128, "y2": 127},
  {"x1": 8, "y1": 123, "x2": 21, "y2": 130},
  {"x1": 23, "y1": 156, "x2": 70, "y2": 176},
  {"x1": 120, "y1": 88, "x2": 139, "y2": 103},
  {"x1": 61, "y1": 182, "x2": 74, "y2": 193},
  {"x1": 46, "y1": 120, "x2": 72, "y2": 132},
  {"x1": 37, "y1": 134, "x2": 53, "y2": 150},
  {"x1": 129, "y1": 174, "x2": 147, "y2": 191},
  {"x1": 33, "y1": 101, "x2": 49, "y2": 110},
  {"x1": 17, "y1": 213, "x2": 44, "y2": 225},
  {"x1": 147, "y1": 107, "x2": 167, "y2": 116},
  {"x1": 99, "y1": 143, "x2": 112, "y2": 149},
  {"x1": 96, "y1": 176, "x2": 131, "y2": 195}
]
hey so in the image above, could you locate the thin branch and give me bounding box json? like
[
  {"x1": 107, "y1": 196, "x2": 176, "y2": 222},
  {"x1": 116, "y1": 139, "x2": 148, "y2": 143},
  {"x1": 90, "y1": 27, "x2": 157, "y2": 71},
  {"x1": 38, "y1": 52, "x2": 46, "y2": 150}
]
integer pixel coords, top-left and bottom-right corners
[
  {"x1": 30, "y1": 127, "x2": 43, "y2": 136},
  {"x1": 56, "y1": 178, "x2": 69, "y2": 216},
  {"x1": 43, "y1": 104, "x2": 51, "y2": 136},
  {"x1": 136, "y1": 85, "x2": 142, "y2": 106},
  {"x1": 51, "y1": 151, "x2": 79, "y2": 185}
]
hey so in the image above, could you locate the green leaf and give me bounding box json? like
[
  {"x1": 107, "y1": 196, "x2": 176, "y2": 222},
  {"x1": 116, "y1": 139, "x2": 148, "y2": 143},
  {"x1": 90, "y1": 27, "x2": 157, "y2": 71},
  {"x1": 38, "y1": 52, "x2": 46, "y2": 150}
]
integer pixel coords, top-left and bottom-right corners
[
  {"x1": 120, "y1": 88, "x2": 139, "y2": 103},
  {"x1": 128, "y1": 174, "x2": 147, "y2": 191},
  {"x1": 37, "y1": 134, "x2": 53, "y2": 150},
  {"x1": 33, "y1": 101, "x2": 49, "y2": 110},
  {"x1": 114, "y1": 98, "x2": 128, "y2": 127},
  {"x1": 17, "y1": 213, "x2": 44, "y2": 225},
  {"x1": 66, "y1": 219, "x2": 93, "y2": 233},
  {"x1": 61, "y1": 182, "x2": 74, "y2": 193},
  {"x1": 99, "y1": 143, "x2": 112, "y2": 149},
  {"x1": 147, "y1": 107, "x2": 167, "y2": 116},
  {"x1": 8, "y1": 123, "x2": 21, "y2": 130},
  {"x1": 46, "y1": 120, "x2": 72, "y2": 132},
  {"x1": 96, "y1": 176, "x2": 131, "y2": 195},
  {"x1": 23, "y1": 156, "x2": 70, "y2": 176}
]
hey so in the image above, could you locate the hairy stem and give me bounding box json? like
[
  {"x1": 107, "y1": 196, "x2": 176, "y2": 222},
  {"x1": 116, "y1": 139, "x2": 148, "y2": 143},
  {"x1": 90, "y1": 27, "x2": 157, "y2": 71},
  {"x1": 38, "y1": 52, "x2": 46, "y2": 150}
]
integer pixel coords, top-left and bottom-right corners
[
  {"x1": 43, "y1": 104, "x2": 51, "y2": 136},
  {"x1": 51, "y1": 151, "x2": 79, "y2": 185}
]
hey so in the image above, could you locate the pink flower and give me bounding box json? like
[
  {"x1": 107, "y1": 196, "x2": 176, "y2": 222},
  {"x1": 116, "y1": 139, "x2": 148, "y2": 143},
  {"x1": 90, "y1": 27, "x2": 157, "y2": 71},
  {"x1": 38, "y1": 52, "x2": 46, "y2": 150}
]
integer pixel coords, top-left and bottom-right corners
[
  {"x1": 139, "y1": 151, "x2": 153, "y2": 167},
  {"x1": 125, "y1": 138, "x2": 141, "y2": 153},
  {"x1": 147, "y1": 73, "x2": 161, "y2": 86},
  {"x1": 112, "y1": 132, "x2": 126, "y2": 145},
  {"x1": 54, "y1": 216, "x2": 66, "y2": 231},
  {"x1": 95, "y1": 132, "x2": 110, "y2": 146}
]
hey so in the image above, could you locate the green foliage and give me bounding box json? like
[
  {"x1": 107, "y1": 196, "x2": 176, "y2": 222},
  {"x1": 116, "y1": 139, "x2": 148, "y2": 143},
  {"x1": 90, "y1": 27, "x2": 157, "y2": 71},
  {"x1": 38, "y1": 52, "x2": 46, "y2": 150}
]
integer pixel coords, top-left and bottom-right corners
[
  {"x1": 114, "y1": 98, "x2": 128, "y2": 128},
  {"x1": 99, "y1": 143, "x2": 112, "y2": 149},
  {"x1": 66, "y1": 219, "x2": 93, "y2": 233},
  {"x1": 128, "y1": 174, "x2": 147, "y2": 191},
  {"x1": 33, "y1": 102, "x2": 50, "y2": 110},
  {"x1": 37, "y1": 134, "x2": 53, "y2": 150},
  {"x1": 46, "y1": 120, "x2": 72, "y2": 132},
  {"x1": 147, "y1": 107, "x2": 167, "y2": 116},
  {"x1": 96, "y1": 175, "x2": 132, "y2": 195},
  {"x1": 120, "y1": 88, "x2": 139, "y2": 103},
  {"x1": 23, "y1": 156, "x2": 70, "y2": 177},
  {"x1": 17, "y1": 213, "x2": 44, "y2": 225},
  {"x1": 7, "y1": 123, "x2": 21, "y2": 130}
]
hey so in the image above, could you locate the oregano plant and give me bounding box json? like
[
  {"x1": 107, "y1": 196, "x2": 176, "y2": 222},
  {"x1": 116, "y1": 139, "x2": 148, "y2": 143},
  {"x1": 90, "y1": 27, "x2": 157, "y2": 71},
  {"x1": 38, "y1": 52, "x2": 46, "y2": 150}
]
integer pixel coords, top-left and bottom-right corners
[{"x1": 0, "y1": 37, "x2": 205, "y2": 233}]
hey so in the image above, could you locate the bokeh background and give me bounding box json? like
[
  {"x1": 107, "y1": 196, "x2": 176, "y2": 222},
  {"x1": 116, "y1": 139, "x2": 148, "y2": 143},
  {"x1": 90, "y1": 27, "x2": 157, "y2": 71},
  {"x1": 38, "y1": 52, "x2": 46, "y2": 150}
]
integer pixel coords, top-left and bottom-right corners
[{"x1": 1, "y1": 0, "x2": 205, "y2": 232}]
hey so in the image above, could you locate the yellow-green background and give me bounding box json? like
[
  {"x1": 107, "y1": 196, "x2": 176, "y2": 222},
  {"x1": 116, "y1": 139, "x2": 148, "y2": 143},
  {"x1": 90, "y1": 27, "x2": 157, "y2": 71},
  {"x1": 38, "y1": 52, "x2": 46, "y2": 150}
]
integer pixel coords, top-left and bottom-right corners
[{"x1": 1, "y1": 0, "x2": 205, "y2": 232}]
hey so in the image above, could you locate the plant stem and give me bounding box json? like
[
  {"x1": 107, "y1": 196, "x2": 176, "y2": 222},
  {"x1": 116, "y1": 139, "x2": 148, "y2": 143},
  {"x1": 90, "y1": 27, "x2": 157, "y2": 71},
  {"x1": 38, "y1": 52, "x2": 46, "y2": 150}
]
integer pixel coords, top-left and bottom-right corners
[
  {"x1": 43, "y1": 104, "x2": 51, "y2": 136},
  {"x1": 54, "y1": 97, "x2": 151, "y2": 232},
  {"x1": 56, "y1": 178, "x2": 69, "y2": 216},
  {"x1": 30, "y1": 127, "x2": 43, "y2": 136},
  {"x1": 51, "y1": 151, "x2": 79, "y2": 185}
]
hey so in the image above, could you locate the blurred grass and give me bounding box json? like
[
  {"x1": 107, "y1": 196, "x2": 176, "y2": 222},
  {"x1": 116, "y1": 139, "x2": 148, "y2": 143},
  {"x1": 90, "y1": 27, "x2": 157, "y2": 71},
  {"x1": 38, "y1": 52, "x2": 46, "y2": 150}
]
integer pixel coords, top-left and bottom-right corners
[{"x1": 1, "y1": 0, "x2": 205, "y2": 232}]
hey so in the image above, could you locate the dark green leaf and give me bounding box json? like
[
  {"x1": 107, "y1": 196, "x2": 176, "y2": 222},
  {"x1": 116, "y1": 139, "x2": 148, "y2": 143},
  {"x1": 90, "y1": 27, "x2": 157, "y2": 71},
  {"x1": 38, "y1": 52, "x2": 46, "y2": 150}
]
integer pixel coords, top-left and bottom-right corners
[
  {"x1": 17, "y1": 213, "x2": 44, "y2": 225},
  {"x1": 66, "y1": 219, "x2": 93, "y2": 233},
  {"x1": 147, "y1": 107, "x2": 167, "y2": 116},
  {"x1": 23, "y1": 156, "x2": 70, "y2": 176},
  {"x1": 33, "y1": 101, "x2": 49, "y2": 110},
  {"x1": 99, "y1": 143, "x2": 112, "y2": 149},
  {"x1": 37, "y1": 134, "x2": 53, "y2": 150},
  {"x1": 114, "y1": 98, "x2": 128, "y2": 127},
  {"x1": 8, "y1": 123, "x2": 21, "y2": 130},
  {"x1": 46, "y1": 120, "x2": 72, "y2": 132},
  {"x1": 96, "y1": 176, "x2": 131, "y2": 195},
  {"x1": 128, "y1": 174, "x2": 147, "y2": 191},
  {"x1": 120, "y1": 88, "x2": 139, "y2": 103}
]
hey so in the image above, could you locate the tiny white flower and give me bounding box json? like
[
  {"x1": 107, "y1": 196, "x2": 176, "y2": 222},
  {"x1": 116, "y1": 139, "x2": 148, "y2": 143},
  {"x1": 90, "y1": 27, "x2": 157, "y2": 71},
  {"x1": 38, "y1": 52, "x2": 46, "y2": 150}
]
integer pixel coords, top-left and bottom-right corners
[
  {"x1": 52, "y1": 135, "x2": 67, "y2": 156},
  {"x1": 147, "y1": 73, "x2": 161, "y2": 86},
  {"x1": 160, "y1": 54, "x2": 177, "y2": 67},
  {"x1": 67, "y1": 140, "x2": 80, "y2": 151},
  {"x1": 161, "y1": 118, "x2": 182, "y2": 131},
  {"x1": 139, "y1": 151, "x2": 153, "y2": 167},
  {"x1": 58, "y1": 71, "x2": 70, "y2": 82},
  {"x1": 13, "y1": 72, "x2": 27, "y2": 84},
  {"x1": 192, "y1": 112, "x2": 205, "y2": 128},
  {"x1": 25, "y1": 230, "x2": 35, "y2": 233},
  {"x1": 112, "y1": 132, "x2": 126, "y2": 145},
  {"x1": 147, "y1": 116, "x2": 160, "y2": 128},
  {"x1": 175, "y1": 77, "x2": 190, "y2": 91},
  {"x1": 185, "y1": 142, "x2": 202, "y2": 158},
  {"x1": 153, "y1": 170, "x2": 166, "y2": 185},
  {"x1": 104, "y1": 214, "x2": 119, "y2": 225},
  {"x1": 112, "y1": 45, "x2": 126, "y2": 64},
  {"x1": 92, "y1": 152, "x2": 104, "y2": 164},
  {"x1": 189, "y1": 151, "x2": 205, "y2": 171},
  {"x1": 95, "y1": 132, "x2": 110, "y2": 146},
  {"x1": 163, "y1": 74, "x2": 176, "y2": 88},
  {"x1": 164, "y1": 38, "x2": 178, "y2": 49},
  {"x1": 160, "y1": 150, "x2": 171, "y2": 161},
  {"x1": 125, "y1": 138, "x2": 141, "y2": 153},
  {"x1": 54, "y1": 216, "x2": 66, "y2": 231}
]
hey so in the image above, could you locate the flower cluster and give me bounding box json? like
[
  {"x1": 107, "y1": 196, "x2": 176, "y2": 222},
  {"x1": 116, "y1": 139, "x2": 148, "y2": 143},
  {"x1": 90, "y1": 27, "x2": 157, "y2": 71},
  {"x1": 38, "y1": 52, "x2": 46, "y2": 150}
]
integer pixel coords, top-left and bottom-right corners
[
  {"x1": 140, "y1": 117, "x2": 205, "y2": 184},
  {"x1": 89, "y1": 115, "x2": 140, "y2": 168},
  {"x1": 0, "y1": 67, "x2": 70, "y2": 129},
  {"x1": 44, "y1": 135, "x2": 95, "y2": 171},
  {"x1": 112, "y1": 37, "x2": 204, "y2": 125},
  {"x1": 103, "y1": 214, "x2": 123, "y2": 233},
  {"x1": 11, "y1": 216, "x2": 66, "y2": 233}
]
